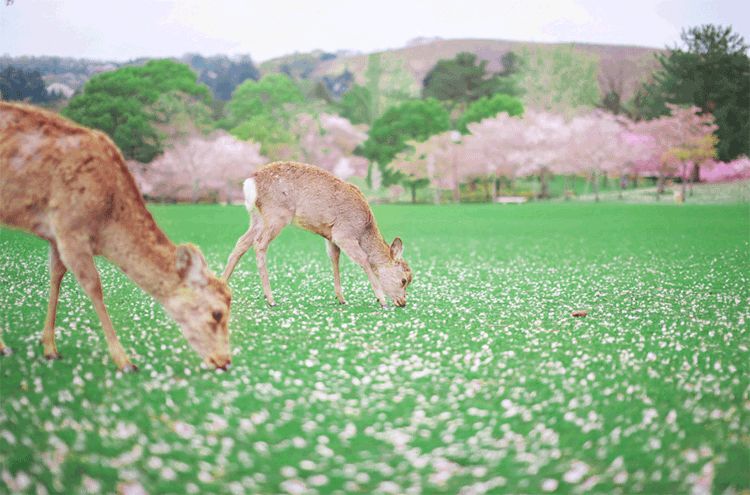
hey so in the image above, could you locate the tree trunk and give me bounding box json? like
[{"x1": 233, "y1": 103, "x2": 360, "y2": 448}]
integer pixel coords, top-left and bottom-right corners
[
  {"x1": 492, "y1": 175, "x2": 499, "y2": 202},
  {"x1": 411, "y1": 183, "x2": 416, "y2": 204},
  {"x1": 680, "y1": 164, "x2": 688, "y2": 202},
  {"x1": 593, "y1": 170, "x2": 600, "y2": 202},
  {"x1": 656, "y1": 172, "x2": 665, "y2": 200},
  {"x1": 619, "y1": 173, "x2": 625, "y2": 200},
  {"x1": 538, "y1": 168, "x2": 549, "y2": 199},
  {"x1": 691, "y1": 163, "x2": 701, "y2": 183},
  {"x1": 453, "y1": 184, "x2": 461, "y2": 203},
  {"x1": 192, "y1": 179, "x2": 200, "y2": 204},
  {"x1": 433, "y1": 187, "x2": 441, "y2": 205}
]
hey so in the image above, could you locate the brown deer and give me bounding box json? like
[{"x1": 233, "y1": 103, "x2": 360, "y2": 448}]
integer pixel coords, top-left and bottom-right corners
[
  {"x1": 0, "y1": 102, "x2": 232, "y2": 371},
  {"x1": 222, "y1": 162, "x2": 412, "y2": 307}
]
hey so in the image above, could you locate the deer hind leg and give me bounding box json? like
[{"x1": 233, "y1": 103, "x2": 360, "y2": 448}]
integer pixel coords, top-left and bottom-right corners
[
  {"x1": 334, "y1": 237, "x2": 387, "y2": 307},
  {"x1": 254, "y1": 213, "x2": 290, "y2": 307},
  {"x1": 56, "y1": 238, "x2": 136, "y2": 372},
  {"x1": 326, "y1": 240, "x2": 346, "y2": 304},
  {"x1": 40, "y1": 243, "x2": 67, "y2": 360},
  {"x1": 222, "y1": 218, "x2": 262, "y2": 281}
]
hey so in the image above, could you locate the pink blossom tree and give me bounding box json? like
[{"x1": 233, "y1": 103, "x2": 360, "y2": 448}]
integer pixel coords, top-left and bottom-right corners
[
  {"x1": 510, "y1": 111, "x2": 571, "y2": 199},
  {"x1": 463, "y1": 113, "x2": 527, "y2": 200},
  {"x1": 700, "y1": 156, "x2": 750, "y2": 182},
  {"x1": 628, "y1": 105, "x2": 717, "y2": 199},
  {"x1": 390, "y1": 131, "x2": 462, "y2": 203},
  {"x1": 294, "y1": 113, "x2": 369, "y2": 179},
  {"x1": 562, "y1": 111, "x2": 636, "y2": 201},
  {"x1": 135, "y1": 131, "x2": 267, "y2": 203}
]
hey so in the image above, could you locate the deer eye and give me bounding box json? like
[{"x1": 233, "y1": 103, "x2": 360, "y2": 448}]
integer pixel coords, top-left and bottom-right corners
[{"x1": 212, "y1": 310, "x2": 223, "y2": 322}]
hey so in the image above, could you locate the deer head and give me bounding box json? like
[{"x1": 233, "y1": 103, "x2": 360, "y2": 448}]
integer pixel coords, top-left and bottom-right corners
[
  {"x1": 376, "y1": 238, "x2": 413, "y2": 307},
  {"x1": 163, "y1": 244, "x2": 232, "y2": 369}
]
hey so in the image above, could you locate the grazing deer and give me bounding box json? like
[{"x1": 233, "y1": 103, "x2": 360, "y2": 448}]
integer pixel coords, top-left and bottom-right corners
[
  {"x1": 0, "y1": 102, "x2": 232, "y2": 371},
  {"x1": 222, "y1": 162, "x2": 412, "y2": 307}
]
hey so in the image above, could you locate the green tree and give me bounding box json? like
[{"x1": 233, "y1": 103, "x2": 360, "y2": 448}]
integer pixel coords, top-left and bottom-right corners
[
  {"x1": 151, "y1": 90, "x2": 214, "y2": 141},
  {"x1": 632, "y1": 25, "x2": 750, "y2": 162},
  {"x1": 0, "y1": 66, "x2": 53, "y2": 103},
  {"x1": 338, "y1": 53, "x2": 417, "y2": 126},
  {"x1": 456, "y1": 93, "x2": 524, "y2": 133},
  {"x1": 338, "y1": 84, "x2": 373, "y2": 125},
  {"x1": 359, "y1": 99, "x2": 451, "y2": 185},
  {"x1": 222, "y1": 74, "x2": 304, "y2": 128},
  {"x1": 422, "y1": 52, "x2": 518, "y2": 107},
  {"x1": 184, "y1": 53, "x2": 260, "y2": 101},
  {"x1": 230, "y1": 113, "x2": 296, "y2": 158},
  {"x1": 63, "y1": 60, "x2": 210, "y2": 162},
  {"x1": 222, "y1": 74, "x2": 312, "y2": 158},
  {"x1": 517, "y1": 45, "x2": 601, "y2": 111}
]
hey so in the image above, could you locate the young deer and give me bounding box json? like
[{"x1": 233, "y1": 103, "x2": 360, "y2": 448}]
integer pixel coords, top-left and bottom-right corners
[
  {"x1": 222, "y1": 162, "x2": 413, "y2": 307},
  {"x1": 0, "y1": 102, "x2": 232, "y2": 371}
]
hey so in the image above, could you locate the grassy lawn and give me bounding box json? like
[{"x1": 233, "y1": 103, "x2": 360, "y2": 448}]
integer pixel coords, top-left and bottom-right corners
[{"x1": 1, "y1": 203, "x2": 748, "y2": 494}]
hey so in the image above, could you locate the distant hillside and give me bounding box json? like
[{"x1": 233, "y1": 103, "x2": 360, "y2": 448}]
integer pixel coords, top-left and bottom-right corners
[
  {"x1": 0, "y1": 54, "x2": 260, "y2": 101},
  {"x1": 2, "y1": 38, "x2": 662, "y2": 106},
  {"x1": 262, "y1": 38, "x2": 662, "y2": 104},
  {"x1": 0, "y1": 55, "x2": 120, "y2": 94}
]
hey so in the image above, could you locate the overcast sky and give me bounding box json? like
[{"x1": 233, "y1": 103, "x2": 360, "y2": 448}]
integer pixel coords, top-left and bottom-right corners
[{"x1": 1, "y1": 0, "x2": 748, "y2": 62}]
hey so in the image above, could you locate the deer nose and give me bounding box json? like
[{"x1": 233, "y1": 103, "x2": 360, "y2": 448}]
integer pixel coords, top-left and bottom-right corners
[{"x1": 209, "y1": 355, "x2": 232, "y2": 370}]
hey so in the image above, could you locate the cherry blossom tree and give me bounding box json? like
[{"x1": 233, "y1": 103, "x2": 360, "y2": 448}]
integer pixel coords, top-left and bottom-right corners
[
  {"x1": 293, "y1": 113, "x2": 370, "y2": 179},
  {"x1": 561, "y1": 111, "x2": 634, "y2": 201},
  {"x1": 133, "y1": 131, "x2": 267, "y2": 203},
  {"x1": 463, "y1": 113, "x2": 527, "y2": 200},
  {"x1": 701, "y1": 156, "x2": 750, "y2": 182},
  {"x1": 628, "y1": 105, "x2": 717, "y2": 199},
  {"x1": 390, "y1": 131, "x2": 461, "y2": 203}
]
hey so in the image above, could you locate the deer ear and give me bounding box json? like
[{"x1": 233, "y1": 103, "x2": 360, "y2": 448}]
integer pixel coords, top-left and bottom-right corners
[
  {"x1": 390, "y1": 237, "x2": 403, "y2": 260},
  {"x1": 176, "y1": 244, "x2": 208, "y2": 287}
]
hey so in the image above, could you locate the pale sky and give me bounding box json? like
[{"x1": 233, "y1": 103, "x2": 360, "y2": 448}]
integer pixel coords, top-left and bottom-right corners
[{"x1": 1, "y1": 0, "x2": 748, "y2": 62}]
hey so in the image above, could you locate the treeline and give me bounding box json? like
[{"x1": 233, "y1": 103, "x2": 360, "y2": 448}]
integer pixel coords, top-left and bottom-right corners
[{"x1": 2, "y1": 25, "x2": 747, "y2": 204}]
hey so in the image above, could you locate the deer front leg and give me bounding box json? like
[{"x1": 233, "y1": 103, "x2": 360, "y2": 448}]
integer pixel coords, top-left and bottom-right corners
[
  {"x1": 326, "y1": 240, "x2": 346, "y2": 304},
  {"x1": 57, "y1": 241, "x2": 136, "y2": 372},
  {"x1": 335, "y1": 238, "x2": 387, "y2": 307},
  {"x1": 41, "y1": 243, "x2": 67, "y2": 360}
]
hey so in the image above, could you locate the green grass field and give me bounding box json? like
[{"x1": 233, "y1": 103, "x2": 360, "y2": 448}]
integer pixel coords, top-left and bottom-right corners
[{"x1": 1, "y1": 203, "x2": 748, "y2": 494}]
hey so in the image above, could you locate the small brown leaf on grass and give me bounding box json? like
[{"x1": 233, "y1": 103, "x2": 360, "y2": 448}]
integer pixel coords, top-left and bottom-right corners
[{"x1": 572, "y1": 310, "x2": 588, "y2": 317}]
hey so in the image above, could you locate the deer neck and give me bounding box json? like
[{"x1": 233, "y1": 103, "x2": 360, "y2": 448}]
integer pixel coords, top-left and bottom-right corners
[
  {"x1": 100, "y1": 210, "x2": 182, "y2": 302},
  {"x1": 359, "y1": 226, "x2": 392, "y2": 268}
]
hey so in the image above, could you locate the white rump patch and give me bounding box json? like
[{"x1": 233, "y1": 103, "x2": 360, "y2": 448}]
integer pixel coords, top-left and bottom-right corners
[{"x1": 243, "y1": 178, "x2": 257, "y2": 211}]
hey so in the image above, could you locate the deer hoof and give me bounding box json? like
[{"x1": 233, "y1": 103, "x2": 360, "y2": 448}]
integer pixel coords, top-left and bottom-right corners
[
  {"x1": 44, "y1": 352, "x2": 62, "y2": 361},
  {"x1": 0, "y1": 347, "x2": 12, "y2": 356},
  {"x1": 121, "y1": 363, "x2": 138, "y2": 373}
]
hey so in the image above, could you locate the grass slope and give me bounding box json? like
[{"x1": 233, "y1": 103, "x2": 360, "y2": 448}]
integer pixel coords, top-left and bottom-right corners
[{"x1": 1, "y1": 203, "x2": 748, "y2": 494}]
